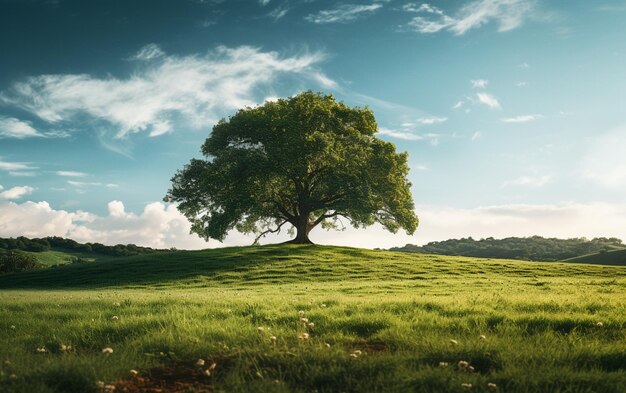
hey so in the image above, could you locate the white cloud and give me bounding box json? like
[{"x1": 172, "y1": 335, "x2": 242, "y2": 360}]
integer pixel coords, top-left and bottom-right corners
[
  {"x1": 501, "y1": 114, "x2": 543, "y2": 123},
  {"x1": 502, "y1": 175, "x2": 551, "y2": 188},
  {"x1": 305, "y1": 4, "x2": 383, "y2": 24},
  {"x1": 1, "y1": 45, "x2": 332, "y2": 139},
  {"x1": 471, "y1": 131, "x2": 483, "y2": 141},
  {"x1": 0, "y1": 185, "x2": 34, "y2": 200},
  {"x1": 452, "y1": 100, "x2": 464, "y2": 109},
  {"x1": 132, "y1": 43, "x2": 165, "y2": 60},
  {"x1": 516, "y1": 81, "x2": 528, "y2": 87},
  {"x1": 408, "y1": 202, "x2": 626, "y2": 245},
  {"x1": 68, "y1": 180, "x2": 102, "y2": 187},
  {"x1": 476, "y1": 92, "x2": 501, "y2": 109},
  {"x1": 0, "y1": 116, "x2": 43, "y2": 139},
  {"x1": 470, "y1": 79, "x2": 488, "y2": 88},
  {"x1": 582, "y1": 125, "x2": 626, "y2": 188},
  {"x1": 378, "y1": 127, "x2": 439, "y2": 144},
  {"x1": 416, "y1": 116, "x2": 447, "y2": 124},
  {"x1": 259, "y1": 0, "x2": 271, "y2": 5},
  {"x1": 0, "y1": 160, "x2": 37, "y2": 177},
  {"x1": 1, "y1": 200, "x2": 625, "y2": 249},
  {"x1": 56, "y1": 171, "x2": 87, "y2": 177},
  {"x1": 404, "y1": 0, "x2": 536, "y2": 35},
  {"x1": 269, "y1": 5, "x2": 289, "y2": 21}
]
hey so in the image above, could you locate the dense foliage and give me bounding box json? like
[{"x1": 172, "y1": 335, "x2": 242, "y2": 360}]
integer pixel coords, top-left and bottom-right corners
[
  {"x1": 390, "y1": 236, "x2": 625, "y2": 261},
  {"x1": 0, "y1": 236, "x2": 163, "y2": 257},
  {"x1": 0, "y1": 251, "x2": 41, "y2": 273},
  {"x1": 166, "y1": 91, "x2": 418, "y2": 244}
]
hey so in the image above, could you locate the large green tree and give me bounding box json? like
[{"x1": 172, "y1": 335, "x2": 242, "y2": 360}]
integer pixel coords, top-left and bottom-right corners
[{"x1": 165, "y1": 91, "x2": 418, "y2": 244}]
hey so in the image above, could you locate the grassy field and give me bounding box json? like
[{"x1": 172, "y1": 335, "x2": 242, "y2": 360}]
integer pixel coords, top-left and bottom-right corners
[
  {"x1": 20, "y1": 250, "x2": 112, "y2": 267},
  {"x1": 0, "y1": 245, "x2": 625, "y2": 392}
]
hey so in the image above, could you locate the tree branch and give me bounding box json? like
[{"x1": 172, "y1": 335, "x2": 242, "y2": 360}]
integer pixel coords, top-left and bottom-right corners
[{"x1": 253, "y1": 220, "x2": 289, "y2": 245}]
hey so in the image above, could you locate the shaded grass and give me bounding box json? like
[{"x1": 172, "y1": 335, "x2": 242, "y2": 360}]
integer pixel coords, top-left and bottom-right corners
[{"x1": 0, "y1": 245, "x2": 625, "y2": 392}]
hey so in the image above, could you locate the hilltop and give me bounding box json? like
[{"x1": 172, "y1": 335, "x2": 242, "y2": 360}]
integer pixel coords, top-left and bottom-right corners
[{"x1": 1, "y1": 244, "x2": 624, "y2": 290}]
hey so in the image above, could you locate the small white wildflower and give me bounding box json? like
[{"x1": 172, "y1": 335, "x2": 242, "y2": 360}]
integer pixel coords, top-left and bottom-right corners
[
  {"x1": 113, "y1": 302, "x2": 121, "y2": 307},
  {"x1": 325, "y1": 343, "x2": 331, "y2": 348},
  {"x1": 298, "y1": 310, "x2": 305, "y2": 317},
  {"x1": 487, "y1": 382, "x2": 497, "y2": 390},
  {"x1": 10, "y1": 325, "x2": 15, "y2": 330},
  {"x1": 449, "y1": 339, "x2": 458, "y2": 345},
  {"x1": 36, "y1": 346, "x2": 47, "y2": 353},
  {"x1": 270, "y1": 335, "x2": 277, "y2": 343},
  {"x1": 308, "y1": 322, "x2": 315, "y2": 328},
  {"x1": 461, "y1": 383, "x2": 472, "y2": 389},
  {"x1": 353, "y1": 350, "x2": 362, "y2": 356},
  {"x1": 59, "y1": 344, "x2": 72, "y2": 352},
  {"x1": 349, "y1": 353, "x2": 359, "y2": 358},
  {"x1": 439, "y1": 362, "x2": 448, "y2": 368},
  {"x1": 458, "y1": 360, "x2": 469, "y2": 368},
  {"x1": 479, "y1": 334, "x2": 486, "y2": 340},
  {"x1": 129, "y1": 369, "x2": 138, "y2": 376},
  {"x1": 202, "y1": 368, "x2": 212, "y2": 377},
  {"x1": 468, "y1": 365, "x2": 475, "y2": 372},
  {"x1": 257, "y1": 326, "x2": 265, "y2": 333},
  {"x1": 104, "y1": 384, "x2": 116, "y2": 391},
  {"x1": 298, "y1": 333, "x2": 310, "y2": 340},
  {"x1": 300, "y1": 317, "x2": 309, "y2": 323},
  {"x1": 196, "y1": 359, "x2": 205, "y2": 366},
  {"x1": 102, "y1": 347, "x2": 113, "y2": 354},
  {"x1": 208, "y1": 362, "x2": 217, "y2": 371},
  {"x1": 111, "y1": 316, "x2": 119, "y2": 321},
  {"x1": 320, "y1": 304, "x2": 327, "y2": 308},
  {"x1": 596, "y1": 322, "x2": 604, "y2": 327}
]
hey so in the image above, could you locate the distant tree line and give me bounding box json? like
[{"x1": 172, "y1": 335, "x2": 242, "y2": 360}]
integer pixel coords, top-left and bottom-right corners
[
  {"x1": 0, "y1": 236, "x2": 163, "y2": 257},
  {"x1": 389, "y1": 236, "x2": 625, "y2": 261}
]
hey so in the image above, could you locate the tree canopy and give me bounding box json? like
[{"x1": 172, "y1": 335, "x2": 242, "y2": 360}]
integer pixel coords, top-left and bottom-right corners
[{"x1": 165, "y1": 91, "x2": 418, "y2": 244}]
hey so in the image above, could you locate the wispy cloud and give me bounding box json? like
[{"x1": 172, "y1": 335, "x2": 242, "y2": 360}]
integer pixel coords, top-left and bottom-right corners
[
  {"x1": 471, "y1": 131, "x2": 483, "y2": 141},
  {"x1": 268, "y1": 5, "x2": 289, "y2": 21},
  {"x1": 305, "y1": 3, "x2": 383, "y2": 24},
  {"x1": 404, "y1": 0, "x2": 536, "y2": 35},
  {"x1": 502, "y1": 175, "x2": 551, "y2": 188},
  {"x1": 67, "y1": 180, "x2": 118, "y2": 188},
  {"x1": 416, "y1": 116, "x2": 447, "y2": 125},
  {"x1": 259, "y1": 0, "x2": 271, "y2": 5},
  {"x1": 0, "y1": 117, "x2": 43, "y2": 139},
  {"x1": 0, "y1": 160, "x2": 37, "y2": 176},
  {"x1": 1, "y1": 45, "x2": 332, "y2": 140},
  {"x1": 56, "y1": 171, "x2": 88, "y2": 177},
  {"x1": 501, "y1": 114, "x2": 543, "y2": 123},
  {"x1": 0, "y1": 185, "x2": 34, "y2": 200},
  {"x1": 378, "y1": 127, "x2": 439, "y2": 144},
  {"x1": 470, "y1": 79, "x2": 488, "y2": 88},
  {"x1": 476, "y1": 92, "x2": 501, "y2": 109}
]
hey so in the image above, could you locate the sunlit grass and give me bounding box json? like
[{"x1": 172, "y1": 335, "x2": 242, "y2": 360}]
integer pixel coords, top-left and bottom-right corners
[{"x1": 0, "y1": 245, "x2": 624, "y2": 392}]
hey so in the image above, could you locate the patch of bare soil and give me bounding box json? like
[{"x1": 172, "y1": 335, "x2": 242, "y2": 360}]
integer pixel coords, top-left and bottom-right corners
[{"x1": 112, "y1": 361, "x2": 215, "y2": 393}]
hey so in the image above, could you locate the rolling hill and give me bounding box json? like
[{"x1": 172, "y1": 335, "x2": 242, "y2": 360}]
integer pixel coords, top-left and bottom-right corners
[{"x1": 0, "y1": 245, "x2": 624, "y2": 393}]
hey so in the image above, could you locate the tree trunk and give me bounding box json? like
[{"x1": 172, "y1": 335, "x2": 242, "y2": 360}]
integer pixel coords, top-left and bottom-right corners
[{"x1": 290, "y1": 214, "x2": 313, "y2": 244}]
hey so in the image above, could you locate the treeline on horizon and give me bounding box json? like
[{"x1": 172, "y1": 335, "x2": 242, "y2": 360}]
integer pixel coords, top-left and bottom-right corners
[
  {"x1": 389, "y1": 236, "x2": 625, "y2": 261},
  {"x1": 0, "y1": 236, "x2": 164, "y2": 257}
]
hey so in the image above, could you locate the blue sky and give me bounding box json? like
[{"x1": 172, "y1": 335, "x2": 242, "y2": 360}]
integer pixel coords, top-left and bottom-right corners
[{"x1": 1, "y1": 0, "x2": 625, "y2": 249}]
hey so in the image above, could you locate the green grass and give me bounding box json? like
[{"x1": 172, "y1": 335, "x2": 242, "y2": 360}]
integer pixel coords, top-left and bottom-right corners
[
  {"x1": 564, "y1": 249, "x2": 626, "y2": 266},
  {"x1": 18, "y1": 248, "x2": 115, "y2": 267},
  {"x1": 0, "y1": 245, "x2": 625, "y2": 392}
]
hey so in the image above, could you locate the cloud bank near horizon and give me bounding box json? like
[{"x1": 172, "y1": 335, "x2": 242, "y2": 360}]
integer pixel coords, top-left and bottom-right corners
[{"x1": 1, "y1": 199, "x2": 624, "y2": 250}]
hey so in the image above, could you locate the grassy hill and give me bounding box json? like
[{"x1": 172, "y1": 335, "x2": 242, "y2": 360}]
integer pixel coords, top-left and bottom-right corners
[
  {"x1": 564, "y1": 248, "x2": 626, "y2": 266},
  {"x1": 0, "y1": 245, "x2": 625, "y2": 392}
]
